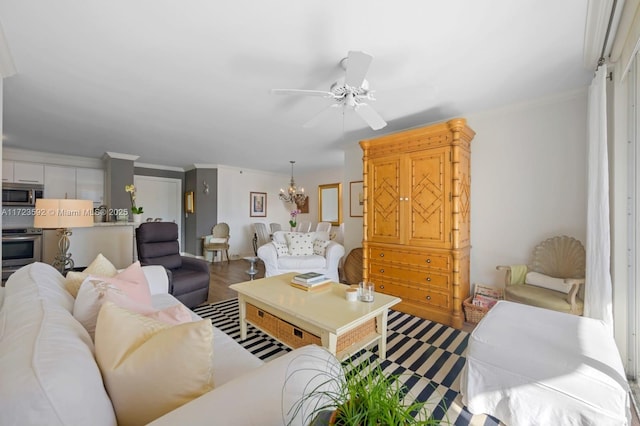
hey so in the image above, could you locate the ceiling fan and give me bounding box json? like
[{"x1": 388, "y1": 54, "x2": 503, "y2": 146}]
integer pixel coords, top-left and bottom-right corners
[{"x1": 271, "y1": 51, "x2": 387, "y2": 130}]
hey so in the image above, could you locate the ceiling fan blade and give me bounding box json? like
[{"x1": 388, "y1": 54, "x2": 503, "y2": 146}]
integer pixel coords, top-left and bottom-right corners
[
  {"x1": 344, "y1": 51, "x2": 373, "y2": 88},
  {"x1": 354, "y1": 103, "x2": 387, "y2": 130},
  {"x1": 270, "y1": 89, "x2": 336, "y2": 98},
  {"x1": 303, "y1": 104, "x2": 342, "y2": 128}
]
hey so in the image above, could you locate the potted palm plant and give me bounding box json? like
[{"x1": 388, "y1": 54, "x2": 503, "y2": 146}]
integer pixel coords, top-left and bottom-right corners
[{"x1": 284, "y1": 355, "x2": 444, "y2": 426}]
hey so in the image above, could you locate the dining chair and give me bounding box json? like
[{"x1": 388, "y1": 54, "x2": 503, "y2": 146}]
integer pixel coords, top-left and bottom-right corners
[
  {"x1": 315, "y1": 222, "x2": 331, "y2": 233},
  {"x1": 295, "y1": 221, "x2": 312, "y2": 233}
]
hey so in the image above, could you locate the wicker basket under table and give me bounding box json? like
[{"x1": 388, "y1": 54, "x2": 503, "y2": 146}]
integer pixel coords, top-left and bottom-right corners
[{"x1": 463, "y1": 296, "x2": 491, "y2": 324}]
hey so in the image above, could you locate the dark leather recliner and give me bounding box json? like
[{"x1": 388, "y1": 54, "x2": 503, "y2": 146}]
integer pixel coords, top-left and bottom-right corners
[{"x1": 136, "y1": 222, "x2": 210, "y2": 308}]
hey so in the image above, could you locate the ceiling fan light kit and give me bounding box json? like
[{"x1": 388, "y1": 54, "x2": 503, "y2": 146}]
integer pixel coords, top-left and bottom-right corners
[
  {"x1": 271, "y1": 50, "x2": 387, "y2": 130},
  {"x1": 279, "y1": 160, "x2": 306, "y2": 205}
]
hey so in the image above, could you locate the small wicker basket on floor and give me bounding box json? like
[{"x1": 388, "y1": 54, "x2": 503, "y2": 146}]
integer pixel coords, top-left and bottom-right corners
[{"x1": 463, "y1": 296, "x2": 490, "y2": 324}]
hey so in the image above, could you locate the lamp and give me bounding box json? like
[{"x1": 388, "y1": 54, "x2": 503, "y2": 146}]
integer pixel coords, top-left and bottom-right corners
[
  {"x1": 33, "y1": 199, "x2": 94, "y2": 273},
  {"x1": 279, "y1": 160, "x2": 306, "y2": 205}
]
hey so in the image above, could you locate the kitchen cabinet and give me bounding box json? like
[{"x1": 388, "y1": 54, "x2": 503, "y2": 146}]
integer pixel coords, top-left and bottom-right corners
[
  {"x1": 2, "y1": 161, "x2": 14, "y2": 182},
  {"x1": 76, "y1": 168, "x2": 104, "y2": 205},
  {"x1": 360, "y1": 118, "x2": 475, "y2": 329},
  {"x1": 3, "y1": 161, "x2": 44, "y2": 184},
  {"x1": 44, "y1": 165, "x2": 76, "y2": 199},
  {"x1": 44, "y1": 165, "x2": 104, "y2": 205}
]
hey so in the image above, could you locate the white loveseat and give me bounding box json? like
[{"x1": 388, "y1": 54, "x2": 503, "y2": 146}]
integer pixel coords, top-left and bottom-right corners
[
  {"x1": 0, "y1": 262, "x2": 339, "y2": 426},
  {"x1": 258, "y1": 231, "x2": 345, "y2": 282}
]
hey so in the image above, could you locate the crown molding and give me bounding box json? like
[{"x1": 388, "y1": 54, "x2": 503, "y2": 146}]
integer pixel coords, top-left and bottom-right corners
[
  {"x1": 103, "y1": 152, "x2": 140, "y2": 161},
  {"x1": 134, "y1": 162, "x2": 185, "y2": 172},
  {"x1": 3, "y1": 147, "x2": 103, "y2": 168}
]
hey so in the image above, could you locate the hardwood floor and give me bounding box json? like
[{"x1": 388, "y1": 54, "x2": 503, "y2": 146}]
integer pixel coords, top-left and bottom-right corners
[{"x1": 204, "y1": 259, "x2": 265, "y2": 304}]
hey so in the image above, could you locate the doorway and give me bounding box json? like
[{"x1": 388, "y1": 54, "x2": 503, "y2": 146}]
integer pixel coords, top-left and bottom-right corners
[{"x1": 133, "y1": 175, "x2": 182, "y2": 248}]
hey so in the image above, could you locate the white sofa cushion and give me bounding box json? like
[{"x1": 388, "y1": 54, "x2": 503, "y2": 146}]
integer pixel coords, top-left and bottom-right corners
[
  {"x1": 278, "y1": 254, "x2": 327, "y2": 270},
  {"x1": 0, "y1": 263, "x2": 117, "y2": 426}
]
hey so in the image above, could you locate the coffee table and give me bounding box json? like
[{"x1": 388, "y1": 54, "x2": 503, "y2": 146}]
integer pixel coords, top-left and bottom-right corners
[{"x1": 230, "y1": 272, "x2": 401, "y2": 360}]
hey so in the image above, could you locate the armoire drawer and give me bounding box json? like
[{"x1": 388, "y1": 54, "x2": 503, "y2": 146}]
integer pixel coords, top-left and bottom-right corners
[
  {"x1": 369, "y1": 261, "x2": 450, "y2": 290},
  {"x1": 374, "y1": 280, "x2": 450, "y2": 310},
  {"x1": 369, "y1": 247, "x2": 450, "y2": 271}
]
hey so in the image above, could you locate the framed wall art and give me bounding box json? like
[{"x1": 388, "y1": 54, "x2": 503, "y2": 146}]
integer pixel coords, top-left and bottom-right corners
[
  {"x1": 185, "y1": 191, "x2": 195, "y2": 214},
  {"x1": 250, "y1": 192, "x2": 267, "y2": 217},
  {"x1": 350, "y1": 181, "x2": 364, "y2": 217}
]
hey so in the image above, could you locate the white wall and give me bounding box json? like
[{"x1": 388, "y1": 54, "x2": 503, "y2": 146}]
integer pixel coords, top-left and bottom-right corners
[
  {"x1": 343, "y1": 143, "x2": 364, "y2": 255},
  {"x1": 216, "y1": 164, "x2": 344, "y2": 258},
  {"x1": 216, "y1": 165, "x2": 291, "y2": 258},
  {"x1": 467, "y1": 90, "x2": 588, "y2": 286},
  {"x1": 340, "y1": 89, "x2": 589, "y2": 288},
  {"x1": 296, "y1": 167, "x2": 344, "y2": 227}
]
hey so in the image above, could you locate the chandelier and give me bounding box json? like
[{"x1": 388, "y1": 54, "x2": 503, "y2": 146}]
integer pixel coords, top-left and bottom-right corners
[{"x1": 279, "y1": 161, "x2": 306, "y2": 205}]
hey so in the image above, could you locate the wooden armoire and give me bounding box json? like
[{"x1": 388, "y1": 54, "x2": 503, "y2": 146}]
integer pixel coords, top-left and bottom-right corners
[{"x1": 359, "y1": 118, "x2": 475, "y2": 329}]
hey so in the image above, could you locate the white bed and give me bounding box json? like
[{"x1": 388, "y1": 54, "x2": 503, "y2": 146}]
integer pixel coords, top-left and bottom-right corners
[{"x1": 461, "y1": 301, "x2": 630, "y2": 426}]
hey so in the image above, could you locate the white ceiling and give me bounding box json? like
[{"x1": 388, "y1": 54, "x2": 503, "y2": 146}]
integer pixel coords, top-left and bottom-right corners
[{"x1": 0, "y1": 1, "x2": 595, "y2": 173}]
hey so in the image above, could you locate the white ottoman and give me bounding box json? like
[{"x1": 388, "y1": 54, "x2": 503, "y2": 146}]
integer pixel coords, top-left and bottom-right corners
[{"x1": 461, "y1": 301, "x2": 630, "y2": 426}]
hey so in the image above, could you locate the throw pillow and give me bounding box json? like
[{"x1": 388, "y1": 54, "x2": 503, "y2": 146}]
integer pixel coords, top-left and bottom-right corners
[
  {"x1": 73, "y1": 261, "x2": 190, "y2": 338},
  {"x1": 65, "y1": 253, "x2": 118, "y2": 298},
  {"x1": 286, "y1": 232, "x2": 316, "y2": 256},
  {"x1": 525, "y1": 271, "x2": 573, "y2": 294},
  {"x1": 313, "y1": 239, "x2": 330, "y2": 256},
  {"x1": 95, "y1": 302, "x2": 214, "y2": 426},
  {"x1": 274, "y1": 241, "x2": 290, "y2": 256}
]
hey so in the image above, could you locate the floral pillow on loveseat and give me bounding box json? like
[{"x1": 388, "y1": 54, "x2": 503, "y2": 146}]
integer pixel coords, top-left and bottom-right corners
[{"x1": 273, "y1": 231, "x2": 331, "y2": 257}]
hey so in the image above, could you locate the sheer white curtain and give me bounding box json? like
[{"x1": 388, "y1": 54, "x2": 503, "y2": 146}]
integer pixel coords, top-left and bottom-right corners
[{"x1": 585, "y1": 64, "x2": 613, "y2": 331}]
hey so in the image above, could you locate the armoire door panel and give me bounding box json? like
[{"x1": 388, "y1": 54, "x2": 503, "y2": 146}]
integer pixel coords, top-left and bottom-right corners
[
  {"x1": 368, "y1": 157, "x2": 402, "y2": 244},
  {"x1": 455, "y1": 148, "x2": 471, "y2": 248},
  {"x1": 407, "y1": 149, "x2": 451, "y2": 247}
]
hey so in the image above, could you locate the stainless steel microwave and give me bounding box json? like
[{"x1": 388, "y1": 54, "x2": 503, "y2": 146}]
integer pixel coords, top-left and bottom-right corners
[{"x1": 2, "y1": 183, "x2": 44, "y2": 206}]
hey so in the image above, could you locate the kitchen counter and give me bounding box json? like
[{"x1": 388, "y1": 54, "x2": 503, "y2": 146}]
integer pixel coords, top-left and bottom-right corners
[
  {"x1": 43, "y1": 225, "x2": 135, "y2": 269},
  {"x1": 92, "y1": 222, "x2": 138, "y2": 226}
]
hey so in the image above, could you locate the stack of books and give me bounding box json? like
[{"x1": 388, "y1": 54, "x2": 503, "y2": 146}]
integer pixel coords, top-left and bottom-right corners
[{"x1": 290, "y1": 272, "x2": 331, "y2": 292}]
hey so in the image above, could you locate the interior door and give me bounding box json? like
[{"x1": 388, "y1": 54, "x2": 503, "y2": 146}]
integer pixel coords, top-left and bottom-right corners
[{"x1": 133, "y1": 175, "x2": 182, "y2": 248}]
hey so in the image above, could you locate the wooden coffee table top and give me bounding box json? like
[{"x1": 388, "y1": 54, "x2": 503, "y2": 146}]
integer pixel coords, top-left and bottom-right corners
[{"x1": 230, "y1": 272, "x2": 401, "y2": 334}]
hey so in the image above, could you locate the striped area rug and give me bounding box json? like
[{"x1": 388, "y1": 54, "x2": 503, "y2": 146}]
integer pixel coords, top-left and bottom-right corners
[{"x1": 193, "y1": 299, "x2": 501, "y2": 425}]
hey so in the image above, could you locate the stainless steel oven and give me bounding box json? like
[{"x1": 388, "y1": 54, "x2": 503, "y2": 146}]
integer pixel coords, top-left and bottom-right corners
[{"x1": 2, "y1": 227, "x2": 43, "y2": 283}]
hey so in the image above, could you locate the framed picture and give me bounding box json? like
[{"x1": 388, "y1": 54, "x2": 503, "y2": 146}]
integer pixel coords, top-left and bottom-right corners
[
  {"x1": 185, "y1": 191, "x2": 195, "y2": 214},
  {"x1": 250, "y1": 192, "x2": 267, "y2": 217},
  {"x1": 296, "y1": 195, "x2": 309, "y2": 213},
  {"x1": 350, "y1": 181, "x2": 364, "y2": 217}
]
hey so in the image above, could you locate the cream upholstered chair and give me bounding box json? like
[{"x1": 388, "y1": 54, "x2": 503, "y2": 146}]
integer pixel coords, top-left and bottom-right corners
[
  {"x1": 496, "y1": 235, "x2": 586, "y2": 315},
  {"x1": 257, "y1": 230, "x2": 344, "y2": 281},
  {"x1": 203, "y1": 223, "x2": 230, "y2": 263}
]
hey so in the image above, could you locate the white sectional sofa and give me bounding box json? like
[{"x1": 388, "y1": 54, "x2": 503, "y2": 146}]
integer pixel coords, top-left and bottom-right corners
[
  {"x1": 258, "y1": 231, "x2": 345, "y2": 282},
  {"x1": 0, "y1": 262, "x2": 338, "y2": 425}
]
